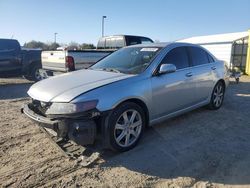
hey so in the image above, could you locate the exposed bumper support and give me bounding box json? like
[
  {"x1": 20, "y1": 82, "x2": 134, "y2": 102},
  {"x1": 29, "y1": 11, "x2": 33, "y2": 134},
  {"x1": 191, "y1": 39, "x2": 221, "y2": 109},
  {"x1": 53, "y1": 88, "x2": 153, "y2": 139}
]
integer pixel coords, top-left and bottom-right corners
[
  {"x1": 21, "y1": 104, "x2": 97, "y2": 145},
  {"x1": 21, "y1": 104, "x2": 58, "y2": 129}
]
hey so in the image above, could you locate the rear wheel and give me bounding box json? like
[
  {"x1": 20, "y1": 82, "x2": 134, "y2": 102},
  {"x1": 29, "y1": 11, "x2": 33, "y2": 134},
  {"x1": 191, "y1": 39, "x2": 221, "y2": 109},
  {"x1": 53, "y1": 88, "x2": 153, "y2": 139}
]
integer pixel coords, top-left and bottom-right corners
[
  {"x1": 208, "y1": 81, "x2": 225, "y2": 110},
  {"x1": 106, "y1": 102, "x2": 145, "y2": 152}
]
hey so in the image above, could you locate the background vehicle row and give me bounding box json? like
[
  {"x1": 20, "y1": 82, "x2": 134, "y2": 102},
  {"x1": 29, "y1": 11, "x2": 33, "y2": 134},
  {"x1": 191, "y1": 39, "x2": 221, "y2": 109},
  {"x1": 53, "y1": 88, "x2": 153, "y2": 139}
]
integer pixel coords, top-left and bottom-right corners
[
  {"x1": 40, "y1": 35, "x2": 154, "y2": 78},
  {"x1": 0, "y1": 39, "x2": 42, "y2": 81}
]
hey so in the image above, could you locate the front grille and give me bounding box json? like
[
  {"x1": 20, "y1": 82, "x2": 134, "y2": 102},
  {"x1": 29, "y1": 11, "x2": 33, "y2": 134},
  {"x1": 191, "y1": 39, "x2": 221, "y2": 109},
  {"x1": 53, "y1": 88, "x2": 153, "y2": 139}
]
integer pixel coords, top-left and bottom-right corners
[{"x1": 30, "y1": 99, "x2": 52, "y2": 116}]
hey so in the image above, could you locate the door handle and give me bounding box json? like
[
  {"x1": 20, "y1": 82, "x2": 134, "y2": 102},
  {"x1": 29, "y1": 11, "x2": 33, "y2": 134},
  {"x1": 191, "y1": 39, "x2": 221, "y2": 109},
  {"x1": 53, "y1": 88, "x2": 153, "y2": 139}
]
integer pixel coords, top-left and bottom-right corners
[
  {"x1": 185, "y1": 72, "x2": 193, "y2": 77},
  {"x1": 211, "y1": 66, "x2": 216, "y2": 70}
]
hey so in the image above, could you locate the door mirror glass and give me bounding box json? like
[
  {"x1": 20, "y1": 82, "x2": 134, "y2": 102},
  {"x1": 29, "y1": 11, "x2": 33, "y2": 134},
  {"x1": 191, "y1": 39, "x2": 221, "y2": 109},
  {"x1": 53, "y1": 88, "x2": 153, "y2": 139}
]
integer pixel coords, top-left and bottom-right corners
[{"x1": 158, "y1": 63, "x2": 176, "y2": 75}]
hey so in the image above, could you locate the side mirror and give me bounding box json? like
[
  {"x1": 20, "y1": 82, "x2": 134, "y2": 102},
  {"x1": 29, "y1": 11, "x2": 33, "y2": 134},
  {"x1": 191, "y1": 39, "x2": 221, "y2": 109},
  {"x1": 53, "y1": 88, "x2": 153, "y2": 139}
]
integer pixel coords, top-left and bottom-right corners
[{"x1": 158, "y1": 64, "x2": 176, "y2": 75}]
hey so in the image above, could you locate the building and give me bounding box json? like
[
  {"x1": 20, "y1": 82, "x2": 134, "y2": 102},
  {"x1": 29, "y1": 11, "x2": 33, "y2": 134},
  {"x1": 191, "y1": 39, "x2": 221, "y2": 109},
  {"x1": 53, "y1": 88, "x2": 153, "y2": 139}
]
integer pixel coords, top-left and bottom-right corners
[{"x1": 178, "y1": 30, "x2": 250, "y2": 75}]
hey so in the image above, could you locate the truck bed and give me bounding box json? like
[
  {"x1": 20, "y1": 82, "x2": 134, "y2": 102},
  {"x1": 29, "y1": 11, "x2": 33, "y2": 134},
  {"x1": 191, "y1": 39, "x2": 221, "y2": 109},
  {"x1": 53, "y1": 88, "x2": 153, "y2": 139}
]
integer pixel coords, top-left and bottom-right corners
[{"x1": 41, "y1": 49, "x2": 113, "y2": 73}]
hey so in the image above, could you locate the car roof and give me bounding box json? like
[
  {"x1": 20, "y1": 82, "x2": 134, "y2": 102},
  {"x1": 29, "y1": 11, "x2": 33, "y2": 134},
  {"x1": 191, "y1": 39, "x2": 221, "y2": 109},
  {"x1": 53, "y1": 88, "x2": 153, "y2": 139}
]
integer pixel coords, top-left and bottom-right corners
[
  {"x1": 124, "y1": 42, "x2": 201, "y2": 49},
  {"x1": 102, "y1": 34, "x2": 152, "y2": 38},
  {"x1": 124, "y1": 42, "x2": 170, "y2": 48}
]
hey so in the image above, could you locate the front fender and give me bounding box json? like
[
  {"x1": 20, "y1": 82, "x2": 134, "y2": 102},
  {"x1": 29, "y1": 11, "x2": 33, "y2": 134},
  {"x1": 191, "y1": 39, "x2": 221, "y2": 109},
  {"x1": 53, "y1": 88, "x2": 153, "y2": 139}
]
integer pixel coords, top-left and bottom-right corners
[{"x1": 72, "y1": 76, "x2": 153, "y2": 119}]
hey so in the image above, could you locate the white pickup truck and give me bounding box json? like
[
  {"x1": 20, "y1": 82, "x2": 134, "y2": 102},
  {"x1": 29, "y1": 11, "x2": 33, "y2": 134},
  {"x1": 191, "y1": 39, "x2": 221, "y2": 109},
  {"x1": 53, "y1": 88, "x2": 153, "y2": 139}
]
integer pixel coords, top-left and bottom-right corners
[{"x1": 40, "y1": 35, "x2": 153, "y2": 78}]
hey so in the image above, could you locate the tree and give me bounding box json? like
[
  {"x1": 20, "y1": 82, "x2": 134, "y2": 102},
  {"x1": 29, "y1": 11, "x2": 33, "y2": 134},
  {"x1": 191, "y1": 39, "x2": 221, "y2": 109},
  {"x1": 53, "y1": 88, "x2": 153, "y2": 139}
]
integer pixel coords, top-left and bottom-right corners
[
  {"x1": 79, "y1": 43, "x2": 96, "y2": 49},
  {"x1": 48, "y1": 43, "x2": 60, "y2": 50},
  {"x1": 23, "y1": 40, "x2": 48, "y2": 50},
  {"x1": 67, "y1": 42, "x2": 79, "y2": 50},
  {"x1": 23, "y1": 40, "x2": 96, "y2": 50}
]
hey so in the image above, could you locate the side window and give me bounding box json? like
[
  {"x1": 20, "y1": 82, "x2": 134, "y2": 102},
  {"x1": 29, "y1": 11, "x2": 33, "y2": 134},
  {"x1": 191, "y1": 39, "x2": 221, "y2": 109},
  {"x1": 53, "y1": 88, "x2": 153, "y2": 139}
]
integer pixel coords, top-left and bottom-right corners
[
  {"x1": 188, "y1": 47, "x2": 209, "y2": 66},
  {"x1": 0, "y1": 40, "x2": 19, "y2": 54},
  {"x1": 126, "y1": 36, "x2": 141, "y2": 46},
  {"x1": 161, "y1": 47, "x2": 189, "y2": 69},
  {"x1": 140, "y1": 37, "x2": 153, "y2": 44}
]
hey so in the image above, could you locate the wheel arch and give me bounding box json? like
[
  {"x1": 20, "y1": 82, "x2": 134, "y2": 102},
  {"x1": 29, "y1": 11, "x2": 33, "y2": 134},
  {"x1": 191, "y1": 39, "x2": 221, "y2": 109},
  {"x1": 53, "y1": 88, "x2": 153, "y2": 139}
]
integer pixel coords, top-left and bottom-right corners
[
  {"x1": 217, "y1": 79, "x2": 226, "y2": 89},
  {"x1": 210, "y1": 79, "x2": 226, "y2": 99},
  {"x1": 114, "y1": 98, "x2": 150, "y2": 127},
  {"x1": 23, "y1": 60, "x2": 41, "y2": 75}
]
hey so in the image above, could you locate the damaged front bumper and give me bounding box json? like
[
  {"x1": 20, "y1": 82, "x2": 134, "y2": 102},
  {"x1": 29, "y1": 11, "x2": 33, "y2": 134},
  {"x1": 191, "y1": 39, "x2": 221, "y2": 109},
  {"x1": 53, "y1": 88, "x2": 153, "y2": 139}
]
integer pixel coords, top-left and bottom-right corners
[{"x1": 21, "y1": 103, "x2": 99, "y2": 146}]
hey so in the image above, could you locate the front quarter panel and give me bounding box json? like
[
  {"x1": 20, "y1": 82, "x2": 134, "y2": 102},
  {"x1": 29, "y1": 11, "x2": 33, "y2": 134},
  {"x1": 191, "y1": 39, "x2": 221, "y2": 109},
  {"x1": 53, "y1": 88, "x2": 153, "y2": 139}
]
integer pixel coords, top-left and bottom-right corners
[{"x1": 71, "y1": 75, "x2": 153, "y2": 118}]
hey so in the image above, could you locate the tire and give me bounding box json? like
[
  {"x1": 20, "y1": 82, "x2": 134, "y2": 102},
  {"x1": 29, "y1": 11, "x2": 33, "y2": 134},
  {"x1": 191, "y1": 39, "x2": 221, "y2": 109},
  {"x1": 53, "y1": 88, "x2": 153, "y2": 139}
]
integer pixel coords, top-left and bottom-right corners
[
  {"x1": 208, "y1": 81, "x2": 225, "y2": 110},
  {"x1": 106, "y1": 102, "x2": 146, "y2": 152},
  {"x1": 236, "y1": 77, "x2": 239, "y2": 84},
  {"x1": 25, "y1": 64, "x2": 42, "y2": 82}
]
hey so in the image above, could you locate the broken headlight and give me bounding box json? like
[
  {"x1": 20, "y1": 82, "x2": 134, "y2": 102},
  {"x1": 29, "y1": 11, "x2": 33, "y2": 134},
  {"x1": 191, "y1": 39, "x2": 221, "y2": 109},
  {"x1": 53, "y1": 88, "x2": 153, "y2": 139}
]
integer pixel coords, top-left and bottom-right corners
[{"x1": 45, "y1": 100, "x2": 98, "y2": 115}]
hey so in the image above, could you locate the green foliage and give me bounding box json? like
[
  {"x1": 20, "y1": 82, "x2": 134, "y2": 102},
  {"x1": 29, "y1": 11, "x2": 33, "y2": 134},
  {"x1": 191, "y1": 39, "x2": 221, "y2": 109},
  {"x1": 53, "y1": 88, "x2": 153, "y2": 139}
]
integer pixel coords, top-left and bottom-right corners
[
  {"x1": 67, "y1": 42, "x2": 96, "y2": 50},
  {"x1": 79, "y1": 43, "x2": 96, "y2": 49},
  {"x1": 67, "y1": 42, "x2": 79, "y2": 50},
  {"x1": 23, "y1": 40, "x2": 49, "y2": 50},
  {"x1": 48, "y1": 43, "x2": 60, "y2": 50},
  {"x1": 23, "y1": 40, "x2": 96, "y2": 50}
]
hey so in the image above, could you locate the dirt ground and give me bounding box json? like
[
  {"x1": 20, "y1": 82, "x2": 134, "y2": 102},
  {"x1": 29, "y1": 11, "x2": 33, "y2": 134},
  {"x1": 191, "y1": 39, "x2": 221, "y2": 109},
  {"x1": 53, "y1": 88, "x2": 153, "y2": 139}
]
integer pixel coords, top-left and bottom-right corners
[{"x1": 0, "y1": 76, "x2": 250, "y2": 188}]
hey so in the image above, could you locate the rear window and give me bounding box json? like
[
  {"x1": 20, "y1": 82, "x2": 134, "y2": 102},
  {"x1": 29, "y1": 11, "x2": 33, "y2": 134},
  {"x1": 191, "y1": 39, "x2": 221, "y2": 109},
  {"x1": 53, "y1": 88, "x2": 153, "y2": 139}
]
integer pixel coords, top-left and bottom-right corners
[
  {"x1": 188, "y1": 47, "x2": 209, "y2": 66},
  {"x1": 126, "y1": 36, "x2": 153, "y2": 46},
  {"x1": 140, "y1": 37, "x2": 154, "y2": 44},
  {"x1": 126, "y1": 36, "x2": 141, "y2": 46},
  {"x1": 0, "y1": 39, "x2": 20, "y2": 52}
]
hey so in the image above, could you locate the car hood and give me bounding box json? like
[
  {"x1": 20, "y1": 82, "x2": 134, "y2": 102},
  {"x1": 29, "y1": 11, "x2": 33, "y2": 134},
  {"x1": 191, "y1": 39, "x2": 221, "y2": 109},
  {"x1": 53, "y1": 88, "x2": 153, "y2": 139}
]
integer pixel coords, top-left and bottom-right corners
[{"x1": 28, "y1": 69, "x2": 134, "y2": 102}]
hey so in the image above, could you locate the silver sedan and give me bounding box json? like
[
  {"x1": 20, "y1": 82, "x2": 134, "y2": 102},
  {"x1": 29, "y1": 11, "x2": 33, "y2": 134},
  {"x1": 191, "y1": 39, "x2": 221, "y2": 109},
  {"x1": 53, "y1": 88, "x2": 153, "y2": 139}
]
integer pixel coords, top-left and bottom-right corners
[{"x1": 22, "y1": 42, "x2": 230, "y2": 152}]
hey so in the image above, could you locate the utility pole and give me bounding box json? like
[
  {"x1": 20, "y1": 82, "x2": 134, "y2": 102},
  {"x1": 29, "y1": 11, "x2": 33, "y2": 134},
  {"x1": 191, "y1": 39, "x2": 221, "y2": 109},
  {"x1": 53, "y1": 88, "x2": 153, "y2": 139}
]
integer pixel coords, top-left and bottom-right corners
[
  {"x1": 54, "y1": 32, "x2": 58, "y2": 43},
  {"x1": 102, "y1": 16, "x2": 107, "y2": 37}
]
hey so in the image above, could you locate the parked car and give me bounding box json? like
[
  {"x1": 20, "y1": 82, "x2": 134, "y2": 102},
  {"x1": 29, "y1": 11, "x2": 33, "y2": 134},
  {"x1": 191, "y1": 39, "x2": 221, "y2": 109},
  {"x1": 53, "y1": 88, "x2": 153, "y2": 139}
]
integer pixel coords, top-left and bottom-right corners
[
  {"x1": 0, "y1": 39, "x2": 42, "y2": 81},
  {"x1": 22, "y1": 42, "x2": 230, "y2": 152},
  {"x1": 40, "y1": 35, "x2": 154, "y2": 78}
]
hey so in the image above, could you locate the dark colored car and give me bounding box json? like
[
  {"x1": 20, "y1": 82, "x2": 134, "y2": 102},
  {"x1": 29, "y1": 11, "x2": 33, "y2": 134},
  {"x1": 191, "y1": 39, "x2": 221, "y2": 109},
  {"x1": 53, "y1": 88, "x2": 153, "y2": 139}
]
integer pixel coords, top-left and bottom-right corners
[{"x1": 0, "y1": 39, "x2": 42, "y2": 81}]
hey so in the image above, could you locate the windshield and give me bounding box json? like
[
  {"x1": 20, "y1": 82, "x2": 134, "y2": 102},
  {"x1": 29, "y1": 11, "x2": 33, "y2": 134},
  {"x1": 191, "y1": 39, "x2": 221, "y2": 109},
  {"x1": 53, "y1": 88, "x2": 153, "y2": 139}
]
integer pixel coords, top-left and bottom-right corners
[{"x1": 91, "y1": 47, "x2": 162, "y2": 74}]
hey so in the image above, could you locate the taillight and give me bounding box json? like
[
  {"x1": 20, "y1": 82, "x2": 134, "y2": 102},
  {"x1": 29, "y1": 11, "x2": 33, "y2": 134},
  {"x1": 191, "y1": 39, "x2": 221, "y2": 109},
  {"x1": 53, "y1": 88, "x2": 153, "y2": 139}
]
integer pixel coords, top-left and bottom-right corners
[{"x1": 65, "y1": 56, "x2": 75, "y2": 71}]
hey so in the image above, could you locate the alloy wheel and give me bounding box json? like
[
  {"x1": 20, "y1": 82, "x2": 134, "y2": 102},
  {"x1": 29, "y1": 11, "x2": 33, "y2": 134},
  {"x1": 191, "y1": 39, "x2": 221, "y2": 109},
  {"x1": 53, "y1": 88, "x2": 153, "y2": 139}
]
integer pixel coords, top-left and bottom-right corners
[
  {"x1": 34, "y1": 69, "x2": 42, "y2": 81},
  {"x1": 213, "y1": 83, "x2": 224, "y2": 107},
  {"x1": 114, "y1": 109, "x2": 142, "y2": 147}
]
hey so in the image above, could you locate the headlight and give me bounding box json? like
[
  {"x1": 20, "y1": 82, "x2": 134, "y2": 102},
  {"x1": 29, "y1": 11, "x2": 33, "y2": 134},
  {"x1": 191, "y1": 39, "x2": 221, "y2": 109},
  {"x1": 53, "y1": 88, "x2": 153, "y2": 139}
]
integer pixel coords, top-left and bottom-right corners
[{"x1": 46, "y1": 100, "x2": 98, "y2": 115}]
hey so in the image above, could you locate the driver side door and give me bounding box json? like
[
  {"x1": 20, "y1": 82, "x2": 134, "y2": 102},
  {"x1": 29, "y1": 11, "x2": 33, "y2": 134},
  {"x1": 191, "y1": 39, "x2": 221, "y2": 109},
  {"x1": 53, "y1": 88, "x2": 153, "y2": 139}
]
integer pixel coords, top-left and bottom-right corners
[{"x1": 151, "y1": 47, "x2": 196, "y2": 120}]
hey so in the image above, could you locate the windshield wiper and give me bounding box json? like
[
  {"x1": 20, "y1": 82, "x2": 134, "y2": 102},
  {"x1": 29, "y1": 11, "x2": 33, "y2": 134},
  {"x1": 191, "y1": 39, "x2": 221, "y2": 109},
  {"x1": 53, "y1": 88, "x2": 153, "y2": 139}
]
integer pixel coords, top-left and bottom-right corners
[
  {"x1": 102, "y1": 68, "x2": 121, "y2": 73},
  {"x1": 90, "y1": 67, "x2": 121, "y2": 73}
]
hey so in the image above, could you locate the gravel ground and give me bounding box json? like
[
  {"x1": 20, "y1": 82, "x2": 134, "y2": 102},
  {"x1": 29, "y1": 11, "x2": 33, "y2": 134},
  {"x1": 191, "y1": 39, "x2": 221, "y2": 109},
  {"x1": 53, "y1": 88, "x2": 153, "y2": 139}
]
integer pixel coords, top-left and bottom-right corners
[{"x1": 0, "y1": 76, "x2": 250, "y2": 188}]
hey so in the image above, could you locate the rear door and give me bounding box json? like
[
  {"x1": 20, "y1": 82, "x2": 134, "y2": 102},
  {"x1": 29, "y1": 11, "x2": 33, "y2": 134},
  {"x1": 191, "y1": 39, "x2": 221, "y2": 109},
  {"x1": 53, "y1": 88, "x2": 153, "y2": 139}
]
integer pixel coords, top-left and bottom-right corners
[
  {"x1": 0, "y1": 40, "x2": 21, "y2": 75},
  {"x1": 187, "y1": 46, "x2": 215, "y2": 103},
  {"x1": 151, "y1": 47, "x2": 196, "y2": 119}
]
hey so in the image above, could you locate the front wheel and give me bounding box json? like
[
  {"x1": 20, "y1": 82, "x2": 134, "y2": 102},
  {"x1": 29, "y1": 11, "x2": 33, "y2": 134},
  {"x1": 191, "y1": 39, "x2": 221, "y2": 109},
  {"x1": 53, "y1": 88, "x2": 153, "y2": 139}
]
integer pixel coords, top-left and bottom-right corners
[
  {"x1": 208, "y1": 81, "x2": 225, "y2": 110},
  {"x1": 106, "y1": 102, "x2": 145, "y2": 152}
]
